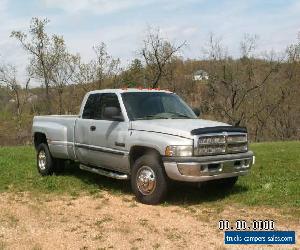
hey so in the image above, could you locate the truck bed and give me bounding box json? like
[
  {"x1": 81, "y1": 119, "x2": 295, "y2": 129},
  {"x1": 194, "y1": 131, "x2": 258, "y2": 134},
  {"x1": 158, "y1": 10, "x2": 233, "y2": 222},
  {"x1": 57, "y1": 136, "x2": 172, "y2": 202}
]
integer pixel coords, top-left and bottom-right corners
[{"x1": 32, "y1": 115, "x2": 79, "y2": 160}]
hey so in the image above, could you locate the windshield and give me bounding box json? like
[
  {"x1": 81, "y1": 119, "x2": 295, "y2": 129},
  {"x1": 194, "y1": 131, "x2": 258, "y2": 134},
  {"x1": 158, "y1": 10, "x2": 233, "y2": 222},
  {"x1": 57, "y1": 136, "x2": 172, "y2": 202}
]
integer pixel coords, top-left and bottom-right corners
[{"x1": 121, "y1": 92, "x2": 197, "y2": 120}]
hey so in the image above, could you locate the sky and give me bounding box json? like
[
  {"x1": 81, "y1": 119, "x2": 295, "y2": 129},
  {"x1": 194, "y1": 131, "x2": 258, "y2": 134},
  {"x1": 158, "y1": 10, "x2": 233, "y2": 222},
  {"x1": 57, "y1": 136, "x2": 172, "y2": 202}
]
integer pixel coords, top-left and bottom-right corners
[{"x1": 0, "y1": 0, "x2": 299, "y2": 84}]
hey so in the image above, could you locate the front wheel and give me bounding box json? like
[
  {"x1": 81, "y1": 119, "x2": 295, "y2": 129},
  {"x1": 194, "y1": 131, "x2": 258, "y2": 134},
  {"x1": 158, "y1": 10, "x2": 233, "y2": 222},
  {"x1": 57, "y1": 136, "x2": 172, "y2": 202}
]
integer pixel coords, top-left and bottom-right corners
[{"x1": 131, "y1": 154, "x2": 168, "y2": 205}]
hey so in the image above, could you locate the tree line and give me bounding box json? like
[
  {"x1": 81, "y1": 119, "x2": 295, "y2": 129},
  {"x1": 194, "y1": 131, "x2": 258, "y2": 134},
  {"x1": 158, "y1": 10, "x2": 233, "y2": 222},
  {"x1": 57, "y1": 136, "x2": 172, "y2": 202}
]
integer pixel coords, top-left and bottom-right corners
[{"x1": 0, "y1": 17, "x2": 299, "y2": 145}]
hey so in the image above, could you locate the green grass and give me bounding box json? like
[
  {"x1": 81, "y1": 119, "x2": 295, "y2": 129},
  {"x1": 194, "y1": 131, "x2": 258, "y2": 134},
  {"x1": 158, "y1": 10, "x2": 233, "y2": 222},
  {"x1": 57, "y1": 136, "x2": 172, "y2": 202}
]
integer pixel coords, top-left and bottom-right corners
[
  {"x1": 0, "y1": 146, "x2": 130, "y2": 195},
  {"x1": 0, "y1": 141, "x2": 299, "y2": 211}
]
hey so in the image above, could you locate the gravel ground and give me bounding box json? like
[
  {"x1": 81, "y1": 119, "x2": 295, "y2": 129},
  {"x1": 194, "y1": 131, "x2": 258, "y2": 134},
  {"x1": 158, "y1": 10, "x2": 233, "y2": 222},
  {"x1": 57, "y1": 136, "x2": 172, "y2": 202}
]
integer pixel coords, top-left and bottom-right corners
[{"x1": 0, "y1": 192, "x2": 299, "y2": 250}]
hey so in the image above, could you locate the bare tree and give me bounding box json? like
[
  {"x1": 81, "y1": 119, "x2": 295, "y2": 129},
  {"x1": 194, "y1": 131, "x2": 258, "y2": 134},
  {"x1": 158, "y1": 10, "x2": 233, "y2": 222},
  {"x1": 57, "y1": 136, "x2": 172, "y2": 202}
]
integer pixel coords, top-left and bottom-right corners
[
  {"x1": 73, "y1": 42, "x2": 121, "y2": 90},
  {"x1": 92, "y1": 43, "x2": 110, "y2": 89},
  {"x1": 0, "y1": 63, "x2": 30, "y2": 117},
  {"x1": 11, "y1": 18, "x2": 64, "y2": 114},
  {"x1": 286, "y1": 32, "x2": 300, "y2": 62},
  {"x1": 141, "y1": 27, "x2": 186, "y2": 88},
  {"x1": 109, "y1": 58, "x2": 122, "y2": 88},
  {"x1": 50, "y1": 51, "x2": 79, "y2": 114},
  {"x1": 202, "y1": 33, "x2": 228, "y2": 61},
  {"x1": 240, "y1": 34, "x2": 259, "y2": 58},
  {"x1": 269, "y1": 33, "x2": 300, "y2": 139},
  {"x1": 0, "y1": 62, "x2": 31, "y2": 144},
  {"x1": 92, "y1": 42, "x2": 121, "y2": 89},
  {"x1": 74, "y1": 58, "x2": 97, "y2": 91},
  {"x1": 204, "y1": 34, "x2": 283, "y2": 127}
]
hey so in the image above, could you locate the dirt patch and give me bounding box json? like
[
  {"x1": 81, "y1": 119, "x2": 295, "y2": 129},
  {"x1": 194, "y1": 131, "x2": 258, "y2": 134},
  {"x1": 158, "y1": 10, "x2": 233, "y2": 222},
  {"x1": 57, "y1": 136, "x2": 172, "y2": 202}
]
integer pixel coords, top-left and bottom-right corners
[{"x1": 0, "y1": 192, "x2": 299, "y2": 249}]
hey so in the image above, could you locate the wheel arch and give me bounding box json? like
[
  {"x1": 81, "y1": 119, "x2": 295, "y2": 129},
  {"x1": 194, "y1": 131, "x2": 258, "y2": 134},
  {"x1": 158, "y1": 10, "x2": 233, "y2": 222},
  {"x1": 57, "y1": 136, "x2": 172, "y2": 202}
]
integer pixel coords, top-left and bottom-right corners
[
  {"x1": 34, "y1": 132, "x2": 47, "y2": 150},
  {"x1": 129, "y1": 145, "x2": 162, "y2": 169}
]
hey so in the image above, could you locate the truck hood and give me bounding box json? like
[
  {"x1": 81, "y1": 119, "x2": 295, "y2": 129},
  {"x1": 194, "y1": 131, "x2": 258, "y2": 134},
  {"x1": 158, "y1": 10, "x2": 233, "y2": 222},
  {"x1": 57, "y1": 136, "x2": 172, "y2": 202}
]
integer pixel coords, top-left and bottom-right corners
[{"x1": 131, "y1": 119, "x2": 229, "y2": 138}]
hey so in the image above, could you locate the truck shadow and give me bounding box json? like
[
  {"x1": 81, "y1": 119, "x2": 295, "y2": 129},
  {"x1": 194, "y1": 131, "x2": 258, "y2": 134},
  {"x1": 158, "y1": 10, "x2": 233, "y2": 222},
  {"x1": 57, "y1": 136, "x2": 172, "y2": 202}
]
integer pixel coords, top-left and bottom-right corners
[
  {"x1": 63, "y1": 163, "x2": 248, "y2": 205},
  {"x1": 166, "y1": 182, "x2": 249, "y2": 205},
  {"x1": 62, "y1": 163, "x2": 132, "y2": 194}
]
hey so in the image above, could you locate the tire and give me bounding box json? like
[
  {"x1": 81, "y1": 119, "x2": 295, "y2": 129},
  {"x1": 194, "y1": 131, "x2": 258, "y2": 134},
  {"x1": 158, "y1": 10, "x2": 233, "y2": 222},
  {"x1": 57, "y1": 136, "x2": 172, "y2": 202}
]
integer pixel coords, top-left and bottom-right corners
[
  {"x1": 36, "y1": 143, "x2": 55, "y2": 176},
  {"x1": 131, "y1": 154, "x2": 168, "y2": 205},
  {"x1": 213, "y1": 176, "x2": 238, "y2": 189}
]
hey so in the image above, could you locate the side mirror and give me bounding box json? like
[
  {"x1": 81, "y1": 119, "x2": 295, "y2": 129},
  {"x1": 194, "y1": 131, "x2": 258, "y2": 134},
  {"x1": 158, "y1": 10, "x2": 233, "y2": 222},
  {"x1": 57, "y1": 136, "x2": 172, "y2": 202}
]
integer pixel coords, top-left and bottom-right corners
[
  {"x1": 103, "y1": 107, "x2": 124, "y2": 121},
  {"x1": 192, "y1": 107, "x2": 200, "y2": 117}
]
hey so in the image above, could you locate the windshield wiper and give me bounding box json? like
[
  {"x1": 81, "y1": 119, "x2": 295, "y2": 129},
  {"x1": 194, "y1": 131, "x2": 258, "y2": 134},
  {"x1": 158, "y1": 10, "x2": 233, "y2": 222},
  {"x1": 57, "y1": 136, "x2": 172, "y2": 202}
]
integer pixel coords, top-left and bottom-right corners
[
  {"x1": 168, "y1": 112, "x2": 193, "y2": 119},
  {"x1": 136, "y1": 112, "x2": 193, "y2": 120},
  {"x1": 136, "y1": 114, "x2": 169, "y2": 120}
]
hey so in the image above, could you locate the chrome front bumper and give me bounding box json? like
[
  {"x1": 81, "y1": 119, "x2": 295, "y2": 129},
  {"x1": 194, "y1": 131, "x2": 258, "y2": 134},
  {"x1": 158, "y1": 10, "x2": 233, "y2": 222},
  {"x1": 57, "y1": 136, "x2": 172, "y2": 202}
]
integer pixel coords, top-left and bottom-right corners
[{"x1": 163, "y1": 151, "x2": 254, "y2": 182}]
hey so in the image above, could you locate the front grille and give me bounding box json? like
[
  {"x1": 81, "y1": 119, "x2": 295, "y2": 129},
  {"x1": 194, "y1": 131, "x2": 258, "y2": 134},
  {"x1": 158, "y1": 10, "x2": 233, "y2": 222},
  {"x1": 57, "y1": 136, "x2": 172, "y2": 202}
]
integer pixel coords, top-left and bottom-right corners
[{"x1": 195, "y1": 132, "x2": 248, "y2": 156}]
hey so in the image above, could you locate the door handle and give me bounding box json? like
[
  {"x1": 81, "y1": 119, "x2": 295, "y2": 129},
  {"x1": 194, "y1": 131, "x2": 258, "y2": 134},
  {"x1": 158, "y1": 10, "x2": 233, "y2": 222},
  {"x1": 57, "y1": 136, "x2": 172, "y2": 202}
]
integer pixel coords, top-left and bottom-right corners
[
  {"x1": 115, "y1": 142, "x2": 125, "y2": 147},
  {"x1": 90, "y1": 125, "x2": 96, "y2": 131}
]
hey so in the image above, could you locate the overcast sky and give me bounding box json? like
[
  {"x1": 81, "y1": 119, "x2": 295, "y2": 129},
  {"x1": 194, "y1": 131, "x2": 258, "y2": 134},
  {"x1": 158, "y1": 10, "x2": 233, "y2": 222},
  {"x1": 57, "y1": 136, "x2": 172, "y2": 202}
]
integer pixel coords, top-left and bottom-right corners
[{"x1": 0, "y1": 0, "x2": 299, "y2": 83}]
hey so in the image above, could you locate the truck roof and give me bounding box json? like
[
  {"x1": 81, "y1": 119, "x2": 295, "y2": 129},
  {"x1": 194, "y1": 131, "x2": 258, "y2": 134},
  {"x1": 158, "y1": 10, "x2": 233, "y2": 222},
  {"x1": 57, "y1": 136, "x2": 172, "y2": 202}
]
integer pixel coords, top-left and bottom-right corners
[{"x1": 87, "y1": 88, "x2": 173, "y2": 95}]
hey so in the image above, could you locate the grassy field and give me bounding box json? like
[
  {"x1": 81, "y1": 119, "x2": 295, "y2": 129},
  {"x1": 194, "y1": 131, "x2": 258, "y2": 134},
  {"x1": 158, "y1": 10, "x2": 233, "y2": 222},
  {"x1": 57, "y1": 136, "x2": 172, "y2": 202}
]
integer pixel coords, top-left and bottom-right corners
[{"x1": 0, "y1": 141, "x2": 299, "y2": 213}]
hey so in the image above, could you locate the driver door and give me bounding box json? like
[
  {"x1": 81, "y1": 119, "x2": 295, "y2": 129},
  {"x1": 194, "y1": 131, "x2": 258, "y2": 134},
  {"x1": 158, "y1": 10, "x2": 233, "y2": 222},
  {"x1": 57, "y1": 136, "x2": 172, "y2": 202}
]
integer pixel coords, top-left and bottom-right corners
[{"x1": 87, "y1": 93, "x2": 129, "y2": 172}]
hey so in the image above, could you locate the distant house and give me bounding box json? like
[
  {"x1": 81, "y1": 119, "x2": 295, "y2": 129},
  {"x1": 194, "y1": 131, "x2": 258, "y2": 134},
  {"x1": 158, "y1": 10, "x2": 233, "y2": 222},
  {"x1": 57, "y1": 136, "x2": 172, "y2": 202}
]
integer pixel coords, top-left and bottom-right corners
[{"x1": 193, "y1": 70, "x2": 209, "y2": 81}]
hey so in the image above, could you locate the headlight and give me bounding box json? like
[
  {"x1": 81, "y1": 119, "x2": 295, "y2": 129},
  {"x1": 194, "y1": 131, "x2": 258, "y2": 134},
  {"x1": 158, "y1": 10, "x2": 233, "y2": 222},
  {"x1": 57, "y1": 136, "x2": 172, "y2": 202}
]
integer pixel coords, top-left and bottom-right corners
[
  {"x1": 227, "y1": 134, "x2": 247, "y2": 143},
  {"x1": 227, "y1": 143, "x2": 248, "y2": 153},
  {"x1": 165, "y1": 145, "x2": 193, "y2": 157}
]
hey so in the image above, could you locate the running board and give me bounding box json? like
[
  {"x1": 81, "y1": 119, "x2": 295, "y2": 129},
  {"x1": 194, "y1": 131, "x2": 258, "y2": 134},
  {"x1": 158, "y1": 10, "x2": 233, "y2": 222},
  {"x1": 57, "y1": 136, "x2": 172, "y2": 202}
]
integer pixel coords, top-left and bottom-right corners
[{"x1": 79, "y1": 164, "x2": 129, "y2": 180}]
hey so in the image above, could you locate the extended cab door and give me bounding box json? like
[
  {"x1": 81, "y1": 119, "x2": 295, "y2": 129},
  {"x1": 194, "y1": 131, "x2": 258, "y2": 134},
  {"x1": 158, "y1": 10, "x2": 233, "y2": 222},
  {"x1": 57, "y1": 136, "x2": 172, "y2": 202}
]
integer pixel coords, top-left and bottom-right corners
[{"x1": 75, "y1": 93, "x2": 130, "y2": 173}]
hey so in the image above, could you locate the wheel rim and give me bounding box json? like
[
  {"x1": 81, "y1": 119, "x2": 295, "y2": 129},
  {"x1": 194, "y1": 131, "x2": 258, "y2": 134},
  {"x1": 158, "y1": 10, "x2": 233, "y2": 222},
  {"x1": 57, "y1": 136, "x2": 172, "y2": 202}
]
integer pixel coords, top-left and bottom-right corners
[
  {"x1": 136, "y1": 166, "x2": 156, "y2": 195},
  {"x1": 38, "y1": 150, "x2": 47, "y2": 170}
]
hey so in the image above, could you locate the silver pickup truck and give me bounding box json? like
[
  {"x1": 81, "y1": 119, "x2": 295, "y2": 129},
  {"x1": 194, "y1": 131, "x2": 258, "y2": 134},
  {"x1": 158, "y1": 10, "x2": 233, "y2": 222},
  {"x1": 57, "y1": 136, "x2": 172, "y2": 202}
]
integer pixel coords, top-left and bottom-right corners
[{"x1": 32, "y1": 88, "x2": 254, "y2": 204}]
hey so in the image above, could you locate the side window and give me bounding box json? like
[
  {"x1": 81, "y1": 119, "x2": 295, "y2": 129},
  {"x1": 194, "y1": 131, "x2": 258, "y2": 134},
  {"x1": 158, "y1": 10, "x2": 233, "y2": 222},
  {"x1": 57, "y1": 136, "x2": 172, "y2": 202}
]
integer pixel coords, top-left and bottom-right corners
[
  {"x1": 82, "y1": 94, "x2": 101, "y2": 119},
  {"x1": 82, "y1": 93, "x2": 122, "y2": 120},
  {"x1": 99, "y1": 93, "x2": 122, "y2": 120}
]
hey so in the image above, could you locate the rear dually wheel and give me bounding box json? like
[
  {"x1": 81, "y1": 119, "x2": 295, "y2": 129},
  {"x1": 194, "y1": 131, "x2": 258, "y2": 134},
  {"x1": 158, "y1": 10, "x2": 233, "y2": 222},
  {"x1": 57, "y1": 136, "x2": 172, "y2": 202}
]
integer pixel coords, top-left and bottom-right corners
[{"x1": 37, "y1": 143, "x2": 55, "y2": 176}]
